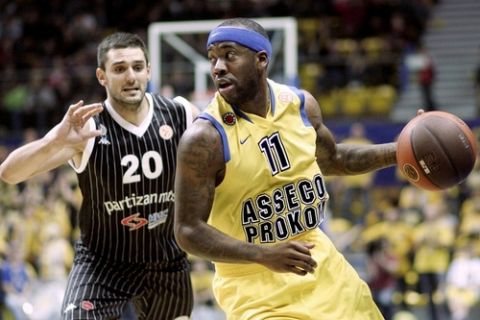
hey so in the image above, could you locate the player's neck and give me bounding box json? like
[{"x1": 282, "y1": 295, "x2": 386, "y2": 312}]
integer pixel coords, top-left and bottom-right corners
[
  {"x1": 239, "y1": 83, "x2": 270, "y2": 118},
  {"x1": 109, "y1": 97, "x2": 150, "y2": 126}
]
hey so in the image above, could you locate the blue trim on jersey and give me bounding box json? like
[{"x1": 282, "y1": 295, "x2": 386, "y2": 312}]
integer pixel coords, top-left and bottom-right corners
[
  {"x1": 269, "y1": 82, "x2": 276, "y2": 115},
  {"x1": 231, "y1": 106, "x2": 252, "y2": 123},
  {"x1": 289, "y1": 86, "x2": 311, "y2": 127},
  {"x1": 198, "y1": 113, "x2": 231, "y2": 162}
]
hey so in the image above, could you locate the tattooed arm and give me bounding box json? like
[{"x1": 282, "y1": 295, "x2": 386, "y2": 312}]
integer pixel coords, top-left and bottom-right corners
[
  {"x1": 303, "y1": 90, "x2": 397, "y2": 176},
  {"x1": 174, "y1": 119, "x2": 317, "y2": 275}
]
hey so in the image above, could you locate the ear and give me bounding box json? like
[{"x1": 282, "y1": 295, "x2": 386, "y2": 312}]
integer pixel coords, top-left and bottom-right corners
[
  {"x1": 147, "y1": 63, "x2": 151, "y2": 81},
  {"x1": 256, "y1": 51, "x2": 269, "y2": 69},
  {"x1": 96, "y1": 68, "x2": 106, "y2": 87}
]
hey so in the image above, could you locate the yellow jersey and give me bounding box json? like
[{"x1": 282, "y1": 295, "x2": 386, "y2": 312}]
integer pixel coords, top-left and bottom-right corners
[
  {"x1": 199, "y1": 80, "x2": 383, "y2": 319},
  {"x1": 200, "y1": 79, "x2": 329, "y2": 275}
]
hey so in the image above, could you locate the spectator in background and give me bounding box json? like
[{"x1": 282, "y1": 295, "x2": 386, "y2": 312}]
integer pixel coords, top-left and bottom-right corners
[
  {"x1": 445, "y1": 243, "x2": 480, "y2": 320},
  {"x1": 476, "y1": 61, "x2": 480, "y2": 90},
  {"x1": 475, "y1": 46, "x2": 480, "y2": 115},
  {"x1": 366, "y1": 237, "x2": 399, "y2": 320},
  {"x1": 458, "y1": 182, "x2": 480, "y2": 259},
  {"x1": 190, "y1": 257, "x2": 226, "y2": 320},
  {"x1": 417, "y1": 45, "x2": 437, "y2": 111},
  {"x1": 38, "y1": 222, "x2": 73, "y2": 281},
  {"x1": 412, "y1": 200, "x2": 456, "y2": 320},
  {"x1": 339, "y1": 122, "x2": 375, "y2": 224},
  {"x1": 0, "y1": 241, "x2": 32, "y2": 320},
  {"x1": 361, "y1": 204, "x2": 414, "y2": 312}
]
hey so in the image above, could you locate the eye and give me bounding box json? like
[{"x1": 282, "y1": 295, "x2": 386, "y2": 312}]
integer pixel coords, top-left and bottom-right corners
[
  {"x1": 134, "y1": 65, "x2": 144, "y2": 72},
  {"x1": 226, "y1": 51, "x2": 235, "y2": 60},
  {"x1": 208, "y1": 56, "x2": 217, "y2": 65},
  {"x1": 114, "y1": 66, "x2": 125, "y2": 73}
]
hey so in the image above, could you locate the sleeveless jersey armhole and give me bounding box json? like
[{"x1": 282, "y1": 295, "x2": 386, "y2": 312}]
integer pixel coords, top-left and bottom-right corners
[
  {"x1": 198, "y1": 113, "x2": 231, "y2": 163},
  {"x1": 288, "y1": 86, "x2": 312, "y2": 127},
  {"x1": 173, "y1": 96, "x2": 194, "y2": 127}
]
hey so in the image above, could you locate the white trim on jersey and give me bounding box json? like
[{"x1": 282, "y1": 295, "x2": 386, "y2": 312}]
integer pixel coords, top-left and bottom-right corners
[
  {"x1": 104, "y1": 93, "x2": 154, "y2": 137},
  {"x1": 173, "y1": 96, "x2": 194, "y2": 127},
  {"x1": 68, "y1": 93, "x2": 190, "y2": 175},
  {"x1": 68, "y1": 118, "x2": 97, "y2": 174}
]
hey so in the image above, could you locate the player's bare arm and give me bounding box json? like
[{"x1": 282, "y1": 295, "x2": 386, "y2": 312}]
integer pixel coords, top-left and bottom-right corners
[
  {"x1": 304, "y1": 90, "x2": 397, "y2": 176},
  {"x1": 174, "y1": 120, "x2": 317, "y2": 275},
  {"x1": 0, "y1": 101, "x2": 103, "y2": 184}
]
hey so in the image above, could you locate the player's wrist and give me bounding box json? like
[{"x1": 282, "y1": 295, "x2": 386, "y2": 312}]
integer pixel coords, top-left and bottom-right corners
[
  {"x1": 43, "y1": 125, "x2": 69, "y2": 149},
  {"x1": 249, "y1": 244, "x2": 268, "y2": 265}
]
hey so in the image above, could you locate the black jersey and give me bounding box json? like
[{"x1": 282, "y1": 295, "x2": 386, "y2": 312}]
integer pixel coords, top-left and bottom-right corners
[{"x1": 73, "y1": 93, "x2": 192, "y2": 263}]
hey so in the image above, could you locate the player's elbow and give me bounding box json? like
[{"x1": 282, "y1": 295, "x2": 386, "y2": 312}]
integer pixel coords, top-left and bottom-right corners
[
  {"x1": 0, "y1": 167, "x2": 21, "y2": 185},
  {"x1": 174, "y1": 223, "x2": 198, "y2": 254}
]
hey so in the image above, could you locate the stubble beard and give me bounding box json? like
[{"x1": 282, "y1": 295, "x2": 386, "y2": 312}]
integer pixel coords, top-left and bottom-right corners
[
  {"x1": 111, "y1": 90, "x2": 145, "y2": 112},
  {"x1": 224, "y1": 74, "x2": 260, "y2": 106}
]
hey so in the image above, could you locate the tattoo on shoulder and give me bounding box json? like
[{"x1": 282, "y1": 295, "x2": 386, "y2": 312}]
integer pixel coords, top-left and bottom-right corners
[{"x1": 183, "y1": 132, "x2": 222, "y2": 174}]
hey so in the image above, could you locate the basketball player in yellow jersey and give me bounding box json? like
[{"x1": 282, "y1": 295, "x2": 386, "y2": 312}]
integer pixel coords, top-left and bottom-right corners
[{"x1": 175, "y1": 18, "x2": 399, "y2": 319}]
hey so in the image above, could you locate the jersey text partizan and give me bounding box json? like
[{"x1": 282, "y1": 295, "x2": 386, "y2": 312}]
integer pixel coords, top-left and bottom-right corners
[{"x1": 71, "y1": 93, "x2": 192, "y2": 263}]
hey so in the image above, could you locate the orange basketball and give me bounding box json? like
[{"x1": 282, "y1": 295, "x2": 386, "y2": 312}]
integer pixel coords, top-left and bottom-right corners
[{"x1": 396, "y1": 111, "x2": 477, "y2": 190}]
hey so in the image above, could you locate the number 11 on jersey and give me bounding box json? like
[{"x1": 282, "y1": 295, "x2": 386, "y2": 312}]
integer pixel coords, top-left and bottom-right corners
[{"x1": 258, "y1": 132, "x2": 291, "y2": 176}]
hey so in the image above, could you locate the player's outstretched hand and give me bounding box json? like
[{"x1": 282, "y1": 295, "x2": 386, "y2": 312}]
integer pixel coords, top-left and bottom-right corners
[
  {"x1": 51, "y1": 100, "x2": 103, "y2": 146},
  {"x1": 257, "y1": 241, "x2": 317, "y2": 276}
]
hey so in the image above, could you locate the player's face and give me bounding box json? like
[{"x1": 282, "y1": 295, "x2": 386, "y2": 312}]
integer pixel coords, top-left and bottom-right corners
[
  {"x1": 207, "y1": 42, "x2": 262, "y2": 106},
  {"x1": 98, "y1": 47, "x2": 150, "y2": 110}
]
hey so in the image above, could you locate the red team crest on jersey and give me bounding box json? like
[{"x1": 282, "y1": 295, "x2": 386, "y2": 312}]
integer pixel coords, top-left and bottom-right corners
[
  {"x1": 81, "y1": 300, "x2": 94, "y2": 311},
  {"x1": 222, "y1": 112, "x2": 236, "y2": 126}
]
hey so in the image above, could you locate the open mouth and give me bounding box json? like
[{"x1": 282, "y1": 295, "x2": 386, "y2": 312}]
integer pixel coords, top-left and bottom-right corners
[
  {"x1": 217, "y1": 80, "x2": 233, "y2": 92},
  {"x1": 123, "y1": 87, "x2": 140, "y2": 94}
]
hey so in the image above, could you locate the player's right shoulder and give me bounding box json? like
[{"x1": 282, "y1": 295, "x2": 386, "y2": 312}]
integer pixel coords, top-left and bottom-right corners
[
  {"x1": 185, "y1": 117, "x2": 219, "y2": 141},
  {"x1": 180, "y1": 116, "x2": 221, "y2": 149},
  {"x1": 178, "y1": 117, "x2": 224, "y2": 172}
]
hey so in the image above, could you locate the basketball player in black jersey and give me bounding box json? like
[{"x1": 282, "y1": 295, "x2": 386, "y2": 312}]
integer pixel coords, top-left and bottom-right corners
[{"x1": 0, "y1": 32, "x2": 198, "y2": 319}]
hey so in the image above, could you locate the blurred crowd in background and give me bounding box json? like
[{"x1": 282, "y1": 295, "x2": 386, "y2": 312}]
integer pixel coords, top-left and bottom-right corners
[
  {"x1": 1, "y1": 0, "x2": 480, "y2": 319},
  {"x1": 0, "y1": 0, "x2": 438, "y2": 136}
]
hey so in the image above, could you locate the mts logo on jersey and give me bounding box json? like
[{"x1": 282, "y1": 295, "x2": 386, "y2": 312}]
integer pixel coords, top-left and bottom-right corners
[{"x1": 241, "y1": 174, "x2": 328, "y2": 243}]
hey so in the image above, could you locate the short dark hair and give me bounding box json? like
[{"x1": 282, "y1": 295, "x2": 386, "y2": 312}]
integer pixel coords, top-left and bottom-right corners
[
  {"x1": 218, "y1": 18, "x2": 269, "y2": 40},
  {"x1": 97, "y1": 32, "x2": 149, "y2": 69}
]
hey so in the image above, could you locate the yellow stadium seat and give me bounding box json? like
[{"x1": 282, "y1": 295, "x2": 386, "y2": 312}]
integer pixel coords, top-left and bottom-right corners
[
  {"x1": 299, "y1": 63, "x2": 323, "y2": 96},
  {"x1": 334, "y1": 38, "x2": 358, "y2": 56},
  {"x1": 317, "y1": 89, "x2": 340, "y2": 118},
  {"x1": 298, "y1": 18, "x2": 320, "y2": 41},
  {"x1": 339, "y1": 85, "x2": 368, "y2": 117},
  {"x1": 367, "y1": 85, "x2": 397, "y2": 115},
  {"x1": 361, "y1": 37, "x2": 386, "y2": 58}
]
